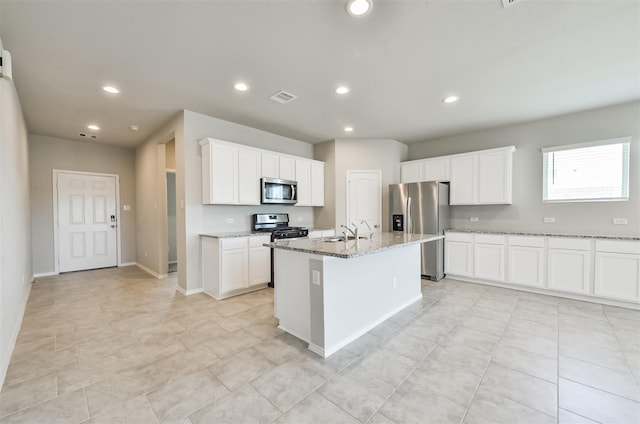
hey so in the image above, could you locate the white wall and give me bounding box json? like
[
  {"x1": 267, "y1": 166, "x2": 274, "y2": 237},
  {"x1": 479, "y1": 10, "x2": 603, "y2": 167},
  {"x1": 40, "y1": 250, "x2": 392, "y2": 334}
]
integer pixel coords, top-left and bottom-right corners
[
  {"x1": 407, "y1": 101, "x2": 640, "y2": 236},
  {"x1": 315, "y1": 139, "x2": 408, "y2": 231},
  {"x1": 29, "y1": 135, "x2": 137, "y2": 274},
  {"x1": 0, "y1": 42, "x2": 32, "y2": 387}
]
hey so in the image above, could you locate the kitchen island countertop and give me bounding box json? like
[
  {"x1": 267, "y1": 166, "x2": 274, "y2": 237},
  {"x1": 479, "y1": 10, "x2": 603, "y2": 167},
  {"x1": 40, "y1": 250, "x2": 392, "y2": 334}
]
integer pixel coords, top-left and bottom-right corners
[{"x1": 266, "y1": 232, "x2": 443, "y2": 259}]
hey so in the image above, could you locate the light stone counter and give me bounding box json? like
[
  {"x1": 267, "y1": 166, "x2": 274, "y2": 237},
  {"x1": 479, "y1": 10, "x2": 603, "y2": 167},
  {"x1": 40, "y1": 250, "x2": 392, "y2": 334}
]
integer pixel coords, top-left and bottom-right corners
[
  {"x1": 266, "y1": 232, "x2": 443, "y2": 259},
  {"x1": 200, "y1": 231, "x2": 268, "y2": 239}
]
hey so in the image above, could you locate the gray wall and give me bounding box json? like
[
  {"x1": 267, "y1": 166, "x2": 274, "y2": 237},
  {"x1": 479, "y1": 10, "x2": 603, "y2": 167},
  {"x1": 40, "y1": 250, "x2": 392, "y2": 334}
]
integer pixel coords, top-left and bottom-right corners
[
  {"x1": 29, "y1": 135, "x2": 137, "y2": 274},
  {"x1": 0, "y1": 41, "x2": 33, "y2": 386},
  {"x1": 315, "y1": 139, "x2": 408, "y2": 231},
  {"x1": 167, "y1": 172, "x2": 177, "y2": 264},
  {"x1": 407, "y1": 101, "x2": 640, "y2": 236}
]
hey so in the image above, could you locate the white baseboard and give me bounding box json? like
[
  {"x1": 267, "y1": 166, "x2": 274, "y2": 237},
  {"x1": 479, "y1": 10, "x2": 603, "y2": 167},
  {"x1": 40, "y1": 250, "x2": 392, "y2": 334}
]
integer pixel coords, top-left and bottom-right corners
[
  {"x1": 175, "y1": 286, "x2": 203, "y2": 296},
  {"x1": 135, "y1": 263, "x2": 167, "y2": 279},
  {"x1": 33, "y1": 271, "x2": 58, "y2": 279},
  {"x1": 119, "y1": 262, "x2": 136, "y2": 267},
  {"x1": 446, "y1": 275, "x2": 640, "y2": 311},
  {"x1": 0, "y1": 282, "x2": 31, "y2": 389}
]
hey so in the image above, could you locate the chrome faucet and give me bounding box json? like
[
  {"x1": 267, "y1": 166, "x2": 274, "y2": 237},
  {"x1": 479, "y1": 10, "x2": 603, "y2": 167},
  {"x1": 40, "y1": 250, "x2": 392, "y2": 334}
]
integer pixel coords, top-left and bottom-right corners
[
  {"x1": 361, "y1": 220, "x2": 373, "y2": 239},
  {"x1": 340, "y1": 224, "x2": 358, "y2": 240}
]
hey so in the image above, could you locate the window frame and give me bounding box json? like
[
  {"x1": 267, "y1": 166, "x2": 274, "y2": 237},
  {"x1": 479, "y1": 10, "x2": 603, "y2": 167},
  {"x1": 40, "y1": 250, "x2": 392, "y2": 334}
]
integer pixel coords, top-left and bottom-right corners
[{"x1": 542, "y1": 136, "x2": 631, "y2": 203}]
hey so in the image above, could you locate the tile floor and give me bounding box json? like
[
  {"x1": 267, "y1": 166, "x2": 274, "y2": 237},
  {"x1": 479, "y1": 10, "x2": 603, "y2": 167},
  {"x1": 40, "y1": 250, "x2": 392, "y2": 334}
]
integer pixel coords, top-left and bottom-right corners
[{"x1": 1, "y1": 266, "x2": 639, "y2": 423}]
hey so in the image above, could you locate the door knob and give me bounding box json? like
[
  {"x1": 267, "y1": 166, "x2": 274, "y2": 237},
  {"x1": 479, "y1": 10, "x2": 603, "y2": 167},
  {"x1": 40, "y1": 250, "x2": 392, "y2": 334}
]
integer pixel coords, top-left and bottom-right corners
[{"x1": 111, "y1": 225, "x2": 116, "y2": 228}]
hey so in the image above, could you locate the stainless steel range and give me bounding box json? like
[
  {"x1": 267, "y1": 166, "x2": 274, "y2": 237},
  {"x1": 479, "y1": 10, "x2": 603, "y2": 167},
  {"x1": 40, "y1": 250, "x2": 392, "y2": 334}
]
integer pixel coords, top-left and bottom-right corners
[{"x1": 252, "y1": 213, "x2": 308, "y2": 287}]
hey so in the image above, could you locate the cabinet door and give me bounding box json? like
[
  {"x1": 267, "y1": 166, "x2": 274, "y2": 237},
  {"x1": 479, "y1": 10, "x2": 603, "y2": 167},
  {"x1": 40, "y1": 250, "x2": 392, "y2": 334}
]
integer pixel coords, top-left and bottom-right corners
[
  {"x1": 595, "y1": 252, "x2": 640, "y2": 301},
  {"x1": 445, "y1": 241, "x2": 473, "y2": 277},
  {"x1": 450, "y1": 155, "x2": 477, "y2": 205},
  {"x1": 478, "y1": 150, "x2": 513, "y2": 204},
  {"x1": 508, "y1": 246, "x2": 544, "y2": 287},
  {"x1": 401, "y1": 162, "x2": 423, "y2": 183},
  {"x1": 279, "y1": 156, "x2": 295, "y2": 181},
  {"x1": 423, "y1": 158, "x2": 450, "y2": 182},
  {"x1": 311, "y1": 162, "x2": 325, "y2": 206},
  {"x1": 249, "y1": 246, "x2": 270, "y2": 286},
  {"x1": 547, "y1": 248, "x2": 591, "y2": 294},
  {"x1": 295, "y1": 160, "x2": 311, "y2": 206},
  {"x1": 261, "y1": 152, "x2": 279, "y2": 178},
  {"x1": 220, "y1": 248, "x2": 248, "y2": 292},
  {"x1": 474, "y1": 243, "x2": 505, "y2": 282},
  {"x1": 210, "y1": 142, "x2": 238, "y2": 204},
  {"x1": 238, "y1": 148, "x2": 261, "y2": 205}
]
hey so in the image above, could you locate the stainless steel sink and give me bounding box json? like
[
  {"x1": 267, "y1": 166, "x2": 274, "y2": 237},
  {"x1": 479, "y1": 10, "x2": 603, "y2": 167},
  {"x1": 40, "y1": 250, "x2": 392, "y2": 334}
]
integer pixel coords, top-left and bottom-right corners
[{"x1": 322, "y1": 236, "x2": 369, "y2": 242}]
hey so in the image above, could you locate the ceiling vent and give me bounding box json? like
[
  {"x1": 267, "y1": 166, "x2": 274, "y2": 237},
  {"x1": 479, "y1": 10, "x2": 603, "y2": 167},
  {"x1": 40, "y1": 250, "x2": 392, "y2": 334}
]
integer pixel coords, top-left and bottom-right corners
[
  {"x1": 501, "y1": 0, "x2": 524, "y2": 7},
  {"x1": 269, "y1": 90, "x2": 298, "y2": 104}
]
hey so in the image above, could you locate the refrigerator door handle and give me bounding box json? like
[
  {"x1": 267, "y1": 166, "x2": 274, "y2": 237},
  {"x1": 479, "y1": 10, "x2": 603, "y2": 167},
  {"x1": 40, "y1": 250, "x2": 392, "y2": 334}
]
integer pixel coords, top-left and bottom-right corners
[{"x1": 407, "y1": 196, "x2": 412, "y2": 234}]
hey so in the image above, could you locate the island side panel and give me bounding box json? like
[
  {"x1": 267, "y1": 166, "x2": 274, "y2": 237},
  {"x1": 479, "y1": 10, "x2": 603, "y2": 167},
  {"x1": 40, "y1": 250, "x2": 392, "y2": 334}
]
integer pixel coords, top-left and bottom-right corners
[
  {"x1": 273, "y1": 249, "x2": 320, "y2": 343},
  {"x1": 320, "y1": 243, "x2": 422, "y2": 356}
]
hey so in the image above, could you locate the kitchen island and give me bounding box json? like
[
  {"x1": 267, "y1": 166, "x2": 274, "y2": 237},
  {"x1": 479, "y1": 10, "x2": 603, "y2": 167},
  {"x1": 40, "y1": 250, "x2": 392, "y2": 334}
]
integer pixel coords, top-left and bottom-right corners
[{"x1": 266, "y1": 232, "x2": 443, "y2": 357}]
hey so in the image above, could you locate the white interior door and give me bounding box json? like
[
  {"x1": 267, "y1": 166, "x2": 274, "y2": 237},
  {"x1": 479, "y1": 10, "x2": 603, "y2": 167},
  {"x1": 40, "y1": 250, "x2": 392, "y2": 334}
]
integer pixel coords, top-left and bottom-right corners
[
  {"x1": 346, "y1": 170, "x2": 382, "y2": 233},
  {"x1": 57, "y1": 172, "x2": 117, "y2": 272}
]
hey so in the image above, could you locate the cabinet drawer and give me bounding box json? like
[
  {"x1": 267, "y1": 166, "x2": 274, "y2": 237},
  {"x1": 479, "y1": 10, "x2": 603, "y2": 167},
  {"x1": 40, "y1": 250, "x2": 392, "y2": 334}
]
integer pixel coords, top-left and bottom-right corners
[
  {"x1": 548, "y1": 238, "x2": 591, "y2": 251},
  {"x1": 446, "y1": 232, "x2": 473, "y2": 243},
  {"x1": 509, "y1": 236, "x2": 545, "y2": 248},
  {"x1": 474, "y1": 234, "x2": 505, "y2": 245},
  {"x1": 249, "y1": 235, "x2": 270, "y2": 247},
  {"x1": 596, "y1": 240, "x2": 640, "y2": 255},
  {"x1": 220, "y1": 237, "x2": 248, "y2": 250}
]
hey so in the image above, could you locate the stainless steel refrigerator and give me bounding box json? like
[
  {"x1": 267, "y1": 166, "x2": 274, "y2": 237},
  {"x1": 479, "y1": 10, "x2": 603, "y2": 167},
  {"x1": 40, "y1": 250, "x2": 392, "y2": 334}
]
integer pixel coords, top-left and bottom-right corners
[{"x1": 389, "y1": 181, "x2": 449, "y2": 281}]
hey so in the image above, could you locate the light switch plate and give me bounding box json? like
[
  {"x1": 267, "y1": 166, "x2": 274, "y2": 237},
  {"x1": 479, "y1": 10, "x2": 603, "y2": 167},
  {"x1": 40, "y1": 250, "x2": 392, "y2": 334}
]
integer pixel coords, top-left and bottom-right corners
[
  {"x1": 613, "y1": 218, "x2": 628, "y2": 225},
  {"x1": 470, "y1": 217, "x2": 479, "y2": 222},
  {"x1": 123, "y1": 204, "x2": 131, "y2": 211},
  {"x1": 225, "y1": 218, "x2": 234, "y2": 224},
  {"x1": 544, "y1": 217, "x2": 555, "y2": 223}
]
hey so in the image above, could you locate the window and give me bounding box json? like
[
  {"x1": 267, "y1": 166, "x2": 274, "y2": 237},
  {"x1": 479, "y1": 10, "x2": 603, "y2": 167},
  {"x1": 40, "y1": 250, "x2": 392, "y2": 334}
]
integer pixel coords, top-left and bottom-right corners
[{"x1": 542, "y1": 137, "x2": 630, "y2": 202}]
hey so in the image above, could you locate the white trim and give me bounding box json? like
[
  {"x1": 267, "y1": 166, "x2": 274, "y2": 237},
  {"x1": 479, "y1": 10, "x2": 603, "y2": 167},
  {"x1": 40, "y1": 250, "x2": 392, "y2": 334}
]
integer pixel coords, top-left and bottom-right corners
[
  {"x1": 33, "y1": 271, "x2": 59, "y2": 278},
  {"x1": 118, "y1": 262, "x2": 136, "y2": 267},
  {"x1": 541, "y1": 136, "x2": 631, "y2": 153},
  {"x1": 310, "y1": 294, "x2": 423, "y2": 358},
  {"x1": 446, "y1": 274, "x2": 640, "y2": 311},
  {"x1": 345, "y1": 169, "x2": 383, "y2": 231},
  {"x1": 52, "y1": 170, "x2": 122, "y2": 273},
  {"x1": 165, "y1": 168, "x2": 176, "y2": 173},
  {"x1": 175, "y1": 286, "x2": 203, "y2": 296},
  {"x1": 136, "y1": 263, "x2": 167, "y2": 279},
  {"x1": 0, "y1": 283, "x2": 31, "y2": 389}
]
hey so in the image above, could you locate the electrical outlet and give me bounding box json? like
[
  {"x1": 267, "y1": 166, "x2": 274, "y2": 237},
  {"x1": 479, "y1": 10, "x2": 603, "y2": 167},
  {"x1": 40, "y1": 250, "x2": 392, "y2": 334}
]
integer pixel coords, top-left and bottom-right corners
[
  {"x1": 312, "y1": 270, "x2": 320, "y2": 286},
  {"x1": 470, "y1": 217, "x2": 479, "y2": 222},
  {"x1": 544, "y1": 217, "x2": 555, "y2": 223},
  {"x1": 144, "y1": 250, "x2": 148, "y2": 257},
  {"x1": 225, "y1": 218, "x2": 234, "y2": 224},
  {"x1": 392, "y1": 277, "x2": 397, "y2": 289},
  {"x1": 613, "y1": 218, "x2": 628, "y2": 225}
]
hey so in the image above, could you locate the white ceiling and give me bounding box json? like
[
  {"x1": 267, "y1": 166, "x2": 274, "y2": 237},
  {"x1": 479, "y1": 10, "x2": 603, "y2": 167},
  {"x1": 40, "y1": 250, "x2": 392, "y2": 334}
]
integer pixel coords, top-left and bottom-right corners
[{"x1": 1, "y1": 0, "x2": 638, "y2": 147}]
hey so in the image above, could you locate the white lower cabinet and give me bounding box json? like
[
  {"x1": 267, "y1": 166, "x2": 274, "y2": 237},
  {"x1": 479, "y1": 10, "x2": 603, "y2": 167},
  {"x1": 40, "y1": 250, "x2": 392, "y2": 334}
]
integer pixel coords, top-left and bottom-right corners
[
  {"x1": 594, "y1": 240, "x2": 640, "y2": 302},
  {"x1": 445, "y1": 233, "x2": 474, "y2": 277},
  {"x1": 202, "y1": 235, "x2": 270, "y2": 299},
  {"x1": 507, "y1": 236, "x2": 544, "y2": 288},
  {"x1": 473, "y1": 234, "x2": 505, "y2": 282},
  {"x1": 547, "y1": 238, "x2": 591, "y2": 295}
]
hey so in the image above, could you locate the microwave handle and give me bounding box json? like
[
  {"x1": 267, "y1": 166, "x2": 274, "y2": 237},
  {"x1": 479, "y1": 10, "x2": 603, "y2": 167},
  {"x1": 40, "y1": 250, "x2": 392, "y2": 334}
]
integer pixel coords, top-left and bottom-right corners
[{"x1": 291, "y1": 184, "x2": 296, "y2": 200}]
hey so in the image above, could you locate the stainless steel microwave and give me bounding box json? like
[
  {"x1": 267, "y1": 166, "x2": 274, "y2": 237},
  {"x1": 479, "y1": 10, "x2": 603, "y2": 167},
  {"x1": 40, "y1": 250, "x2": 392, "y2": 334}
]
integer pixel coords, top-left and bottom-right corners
[{"x1": 261, "y1": 177, "x2": 297, "y2": 204}]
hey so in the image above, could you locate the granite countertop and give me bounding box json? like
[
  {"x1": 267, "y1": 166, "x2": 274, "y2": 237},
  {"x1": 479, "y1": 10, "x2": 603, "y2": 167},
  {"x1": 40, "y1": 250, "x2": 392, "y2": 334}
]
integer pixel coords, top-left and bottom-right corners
[
  {"x1": 265, "y1": 232, "x2": 443, "y2": 259},
  {"x1": 200, "y1": 227, "x2": 334, "y2": 239},
  {"x1": 446, "y1": 228, "x2": 639, "y2": 241}
]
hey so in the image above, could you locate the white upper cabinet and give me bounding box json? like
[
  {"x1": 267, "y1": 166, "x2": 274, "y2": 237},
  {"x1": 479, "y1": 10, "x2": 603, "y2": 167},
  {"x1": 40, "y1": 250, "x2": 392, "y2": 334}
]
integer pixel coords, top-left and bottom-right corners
[
  {"x1": 261, "y1": 152, "x2": 280, "y2": 178},
  {"x1": 295, "y1": 159, "x2": 311, "y2": 206},
  {"x1": 279, "y1": 156, "x2": 296, "y2": 181},
  {"x1": 238, "y1": 147, "x2": 261, "y2": 205},
  {"x1": 402, "y1": 146, "x2": 515, "y2": 206},
  {"x1": 423, "y1": 157, "x2": 450, "y2": 182},
  {"x1": 477, "y1": 149, "x2": 514, "y2": 204},
  {"x1": 400, "y1": 161, "x2": 423, "y2": 183},
  {"x1": 200, "y1": 138, "x2": 325, "y2": 206},
  {"x1": 201, "y1": 139, "x2": 238, "y2": 204},
  {"x1": 450, "y1": 154, "x2": 478, "y2": 205},
  {"x1": 311, "y1": 161, "x2": 325, "y2": 207}
]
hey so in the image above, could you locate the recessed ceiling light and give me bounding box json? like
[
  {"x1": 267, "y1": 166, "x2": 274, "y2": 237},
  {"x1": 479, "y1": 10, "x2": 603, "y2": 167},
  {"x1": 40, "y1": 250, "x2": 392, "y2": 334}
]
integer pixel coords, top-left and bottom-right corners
[
  {"x1": 129, "y1": 124, "x2": 140, "y2": 131},
  {"x1": 344, "y1": 126, "x2": 354, "y2": 133},
  {"x1": 346, "y1": 0, "x2": 372, "y2": 16},
  {"x1": 234, "y1": 82, "x2": 249, "y2": 92},
  {"x1": 442, "y1": 95, "x2": 460, "y2": 103},
  {"x1": 335, "y1": 86, "x2": 350, "y2": 95},
  {"x1": 102, "y1": 86, "x2": 120, "y2": 94},
  {"x1": 87, "y1": 124, "x2": 100, "y2": 131}
]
